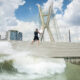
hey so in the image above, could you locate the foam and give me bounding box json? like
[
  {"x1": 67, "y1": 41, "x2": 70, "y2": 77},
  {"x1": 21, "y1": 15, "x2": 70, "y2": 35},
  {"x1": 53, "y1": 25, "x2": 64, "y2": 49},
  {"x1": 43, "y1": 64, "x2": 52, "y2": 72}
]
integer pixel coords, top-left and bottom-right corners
[
  {"x1": 0, "y1": 41, "x2": 13, "y2": 54},
  {"x1": 13, "y1": 55, "x2": 66, "y2": 77},
  {"x1": 0, "y1": 41, "x2": 66, "y2": 79}
]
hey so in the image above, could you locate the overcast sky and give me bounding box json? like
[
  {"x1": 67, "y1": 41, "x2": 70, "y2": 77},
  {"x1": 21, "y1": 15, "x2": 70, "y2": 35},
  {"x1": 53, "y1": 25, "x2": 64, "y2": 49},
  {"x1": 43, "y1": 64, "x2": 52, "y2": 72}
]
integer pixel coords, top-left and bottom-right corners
[{"x1": 0, "y1": 0, "x2": 80, "y2": 42}]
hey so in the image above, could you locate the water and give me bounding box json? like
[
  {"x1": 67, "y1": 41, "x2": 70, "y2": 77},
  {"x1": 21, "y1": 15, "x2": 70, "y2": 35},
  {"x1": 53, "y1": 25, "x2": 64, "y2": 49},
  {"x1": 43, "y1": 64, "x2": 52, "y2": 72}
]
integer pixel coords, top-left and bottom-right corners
[{"x1": 0, "y1": 41, "x2": 80, "y2": 80}]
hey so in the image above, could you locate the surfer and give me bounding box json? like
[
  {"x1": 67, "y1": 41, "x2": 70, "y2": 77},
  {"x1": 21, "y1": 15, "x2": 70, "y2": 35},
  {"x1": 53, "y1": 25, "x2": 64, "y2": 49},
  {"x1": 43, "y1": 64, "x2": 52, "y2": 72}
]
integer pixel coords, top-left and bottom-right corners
[{"x1": 31, "y1": 28, "x2": 40, "y2": 45}]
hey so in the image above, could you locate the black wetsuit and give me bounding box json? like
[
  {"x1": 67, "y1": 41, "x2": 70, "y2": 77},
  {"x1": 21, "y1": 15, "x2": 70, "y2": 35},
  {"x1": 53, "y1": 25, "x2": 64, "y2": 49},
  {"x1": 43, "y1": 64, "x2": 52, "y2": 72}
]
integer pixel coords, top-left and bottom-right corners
[{"x1": 34, "y1": 31, "x2": 39, "y2": 41}]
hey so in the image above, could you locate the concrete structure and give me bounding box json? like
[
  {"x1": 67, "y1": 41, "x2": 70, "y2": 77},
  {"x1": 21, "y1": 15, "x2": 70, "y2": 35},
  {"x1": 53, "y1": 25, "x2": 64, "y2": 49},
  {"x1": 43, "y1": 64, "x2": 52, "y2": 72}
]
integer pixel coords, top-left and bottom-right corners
[
  {"x1": 0, "y1": 35, "x2": 1, "y2": 40},
  {"x1": 1, "y1": 41, "x2": 80, "y2": 65},
  {"x1": 37, "y1": 4, "x2": 54, "y2": 42},
  {"x1": 6, "y1": 30, "x2": 23, "y2": 41},
  {"x1": 69, "y1": 29, "x2": 71, "y2": 42},
  {"x1": 9, "y1": 41, "x2": 80, "y2": 58}
]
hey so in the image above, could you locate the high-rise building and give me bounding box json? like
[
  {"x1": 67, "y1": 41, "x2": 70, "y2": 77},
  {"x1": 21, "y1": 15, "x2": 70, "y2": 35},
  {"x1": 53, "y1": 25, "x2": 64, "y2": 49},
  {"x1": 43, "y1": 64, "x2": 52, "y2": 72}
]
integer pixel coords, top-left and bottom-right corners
[
  {"x1": 18, "y1": 32, "x2": 23, "y2": 40},
  {"x1": 7, "y1": 30, "x2": 23, "y2": 41}
]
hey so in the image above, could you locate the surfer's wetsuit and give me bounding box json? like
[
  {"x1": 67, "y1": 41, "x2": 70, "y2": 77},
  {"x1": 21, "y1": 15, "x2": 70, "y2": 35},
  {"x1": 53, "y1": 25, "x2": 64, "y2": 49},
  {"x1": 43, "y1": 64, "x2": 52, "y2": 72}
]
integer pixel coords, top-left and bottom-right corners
[{"x1": 33, "y1": 31, "x2": 39, "y2": 41}]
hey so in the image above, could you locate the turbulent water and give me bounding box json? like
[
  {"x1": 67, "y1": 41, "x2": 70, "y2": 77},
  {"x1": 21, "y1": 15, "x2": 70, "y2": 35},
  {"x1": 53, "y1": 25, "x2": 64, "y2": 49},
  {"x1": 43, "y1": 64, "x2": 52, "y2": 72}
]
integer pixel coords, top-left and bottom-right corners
[{"x1": 0, "y1": 41, "x2": 80, "y2": 80}]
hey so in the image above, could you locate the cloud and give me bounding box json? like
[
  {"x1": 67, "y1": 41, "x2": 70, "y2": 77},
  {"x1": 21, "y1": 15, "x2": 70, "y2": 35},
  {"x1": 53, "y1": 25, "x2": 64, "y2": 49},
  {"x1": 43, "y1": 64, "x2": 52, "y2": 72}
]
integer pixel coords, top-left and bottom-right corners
[
  {"x1": 63, "y1": 0, "x2": 80, "y2": 26},
  {"x1": 0, "y1": 0, "x2": 25, "y2": 31},
  {"x1": 42, "y1": 0, "x2": 63, "y2": 13},
  {"x1": 42, "y1": 0, "x2": 80, "y2": 42},
  {"x1": 0, "y1": 0, "x2": 39, "y2": 41},
  {"x1": 42, "y1": 0, "x2": 68, "y2": 42},
  {"x1": 56, "y1": 0, "x2": 80, "y2": 42},
  {"x1": 12, "y1": 21, "x2": 39, "y2": 41},
  {"x1": 0, "y1": 0, "x2": 80, "y2": 42}
]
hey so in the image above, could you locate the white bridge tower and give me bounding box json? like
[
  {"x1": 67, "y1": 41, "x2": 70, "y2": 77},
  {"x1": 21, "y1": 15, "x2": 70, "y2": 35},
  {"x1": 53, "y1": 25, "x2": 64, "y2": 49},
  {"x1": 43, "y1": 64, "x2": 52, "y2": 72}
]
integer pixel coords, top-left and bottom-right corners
[{"x1": 37, "y1": 4, "x2": 54, "y2": 42}]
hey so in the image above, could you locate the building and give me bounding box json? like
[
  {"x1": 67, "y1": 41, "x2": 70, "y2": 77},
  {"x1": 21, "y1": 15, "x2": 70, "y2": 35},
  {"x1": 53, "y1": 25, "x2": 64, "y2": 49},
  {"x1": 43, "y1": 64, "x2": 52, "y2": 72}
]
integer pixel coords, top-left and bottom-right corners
[
  {"x1": 18, "y1": 32, "x2": 23, "y2": 40},
  {"x1": 7, "y1": 30, "x2": 23, "y2": 41}
]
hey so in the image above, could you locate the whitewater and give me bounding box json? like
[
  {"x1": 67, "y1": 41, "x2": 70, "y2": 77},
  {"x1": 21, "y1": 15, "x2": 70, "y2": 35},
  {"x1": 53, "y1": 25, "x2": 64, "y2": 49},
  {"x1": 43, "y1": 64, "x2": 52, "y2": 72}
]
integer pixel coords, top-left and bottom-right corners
[{"x1": 0, "y1": 41, "x2": 66, "y2": 80}]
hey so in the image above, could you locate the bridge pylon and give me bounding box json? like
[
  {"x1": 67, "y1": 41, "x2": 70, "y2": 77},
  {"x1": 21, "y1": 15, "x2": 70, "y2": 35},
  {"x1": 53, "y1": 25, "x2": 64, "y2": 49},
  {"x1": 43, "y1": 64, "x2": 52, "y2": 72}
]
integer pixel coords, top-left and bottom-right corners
[{"x1": 37, "y1": 4, "x2": 55, "y2": 42}]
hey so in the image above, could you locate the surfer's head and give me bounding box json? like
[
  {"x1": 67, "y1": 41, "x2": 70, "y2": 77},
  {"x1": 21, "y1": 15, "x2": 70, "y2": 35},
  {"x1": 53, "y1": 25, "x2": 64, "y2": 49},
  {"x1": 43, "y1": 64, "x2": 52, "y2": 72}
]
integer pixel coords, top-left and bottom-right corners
[{"x1": 35, "y1": 28, "x2": 38, "y2": 32}]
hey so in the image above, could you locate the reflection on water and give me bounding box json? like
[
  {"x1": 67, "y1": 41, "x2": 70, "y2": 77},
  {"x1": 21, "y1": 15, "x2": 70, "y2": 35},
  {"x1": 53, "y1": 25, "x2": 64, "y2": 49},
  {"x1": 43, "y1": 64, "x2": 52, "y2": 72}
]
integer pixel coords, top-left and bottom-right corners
[{"x1": 0, "y1": 41, "x2": 80, "y2": 80}]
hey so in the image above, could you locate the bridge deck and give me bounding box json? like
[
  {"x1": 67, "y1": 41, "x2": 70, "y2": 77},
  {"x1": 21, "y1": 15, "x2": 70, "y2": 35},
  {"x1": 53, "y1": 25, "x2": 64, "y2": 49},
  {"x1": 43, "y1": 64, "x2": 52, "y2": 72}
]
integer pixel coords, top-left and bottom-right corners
[{"x1": 11, "y1": 41, "x2": 80, "y2": 58}]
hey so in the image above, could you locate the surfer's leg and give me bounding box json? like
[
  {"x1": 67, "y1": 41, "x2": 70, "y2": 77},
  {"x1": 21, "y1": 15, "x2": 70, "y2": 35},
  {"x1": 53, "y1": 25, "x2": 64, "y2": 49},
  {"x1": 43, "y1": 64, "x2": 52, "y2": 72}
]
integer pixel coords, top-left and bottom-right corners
[
  {"x1": 31, "y1": 37, "x2": 36, "y2": 45},
  {"x1": 31, "y1": 40, "x2": 34, "y2": 45},
  {"x1": 37, "y1": 40, "x2": 39, "y2": 45}
]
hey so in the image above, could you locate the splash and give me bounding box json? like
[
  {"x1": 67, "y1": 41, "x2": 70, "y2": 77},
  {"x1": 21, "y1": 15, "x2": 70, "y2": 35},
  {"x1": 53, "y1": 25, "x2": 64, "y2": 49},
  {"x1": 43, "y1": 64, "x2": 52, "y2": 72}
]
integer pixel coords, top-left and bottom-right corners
[
  {"x1": 13, "y1": 55, "x2": 66, "y2": 77},
  {"x1": 0, "y1": 41, "x2": 13, "y2": 54},
  {"x1": 0, "y1": 41, "x2": 66, "y2": 79}
]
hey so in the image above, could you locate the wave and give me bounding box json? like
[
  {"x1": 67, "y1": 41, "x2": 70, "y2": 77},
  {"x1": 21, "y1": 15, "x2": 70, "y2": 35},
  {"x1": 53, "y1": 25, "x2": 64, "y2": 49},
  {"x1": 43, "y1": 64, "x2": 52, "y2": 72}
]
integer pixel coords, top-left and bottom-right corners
[
  {"x1": 0, "y1": 41, "x2": 66, "y2": 79},
  {"x1": 0, "y1": 60, "x2": 17, "y2": 72},
  {"x1": 0, "y1": 55, "x2": 66, "y2": 78}
]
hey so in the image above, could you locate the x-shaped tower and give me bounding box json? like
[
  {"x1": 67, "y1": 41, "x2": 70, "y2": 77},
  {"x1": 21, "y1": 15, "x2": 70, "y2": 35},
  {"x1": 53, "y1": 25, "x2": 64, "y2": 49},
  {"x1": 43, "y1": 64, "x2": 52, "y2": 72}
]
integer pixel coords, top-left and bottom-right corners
[{"x1": 37, "y1": 4, "x2": 55, "y2": 42}]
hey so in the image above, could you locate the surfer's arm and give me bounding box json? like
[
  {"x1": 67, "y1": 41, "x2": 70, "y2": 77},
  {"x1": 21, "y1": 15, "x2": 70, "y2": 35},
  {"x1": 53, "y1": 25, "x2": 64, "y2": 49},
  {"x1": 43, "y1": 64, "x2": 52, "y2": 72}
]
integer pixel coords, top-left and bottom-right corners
[{"x1": 38, "y1": 31, "x2": 41, "y2": 34}]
